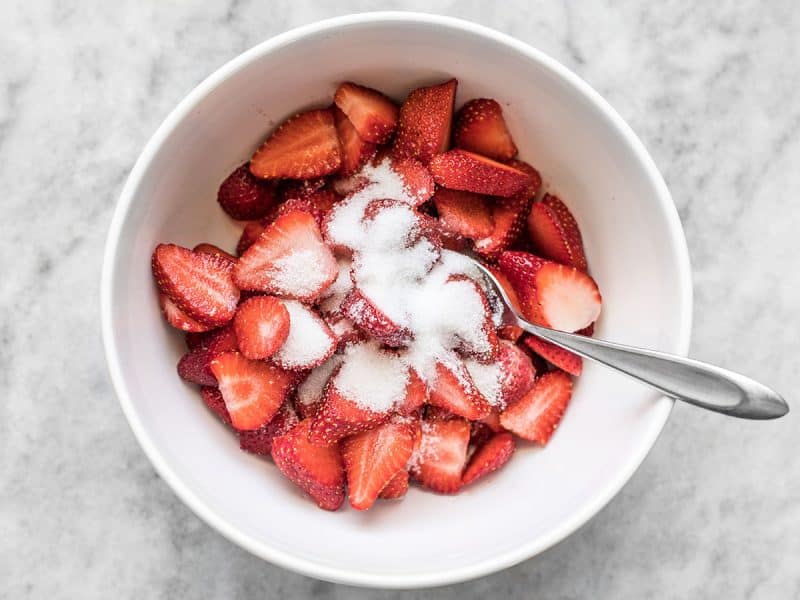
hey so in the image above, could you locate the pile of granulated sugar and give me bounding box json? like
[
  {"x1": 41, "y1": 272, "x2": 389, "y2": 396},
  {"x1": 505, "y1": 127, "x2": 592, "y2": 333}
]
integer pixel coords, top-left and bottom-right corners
[
  {"x1": 464, "y1": 358, "x2": 504, "y2": 407},
  {"x1": 332, "y1": 341, "x2": 410, "y2": 412},
  {"x1": 269, "y1": 249, "x2": 331, "y2": 298},
  {"x1": 272, "y1": 300, "x2": 335, "y2": 369}
]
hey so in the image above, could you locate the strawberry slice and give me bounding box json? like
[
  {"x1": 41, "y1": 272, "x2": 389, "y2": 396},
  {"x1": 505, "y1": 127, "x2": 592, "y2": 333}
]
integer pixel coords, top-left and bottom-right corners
[
  {"x1": 389, "y1": 157, "x2": 435, "y2": 206},
  {"x1": 487, "y1": 266, "x2": 524, "y2": 340},
  {"x1": 209, "y1": 351, "x2": 294, "y2": 431},
  {"x1": 233, "y1": 296, "x2": 290, "y2": 360},
  {"x1": 250, "y1": 109, "x2": 341, "y2": 179},
  {"x1": 271, "y1": 300, "x2": 337, "y2": 371},
  {"x1": 199, "y1": 386, "x2": 232, "y2": 426},
  {"x1": 233, "y1": 209, "x2": 337, "y2": 303},
  {"x1": 342, "y1": 419, "x2": 416, "y2": 510},
  {"x1": 454, "y1": 98, "x2": 517, "y2": 162},
  {"x1": 428, "y1": 361, "x2": 492, "y2": 420},
  {"x1": 462, "y1": 432, "x2": 515, "y2": 486},
  {"x1": 393, "y1": 79, "x2": 457, "y2": 165},
  {"x1": 333, "y1": 106, "x2": 377, "y2": 176},
  {"x1": 496, "y1": 339, "x2": 537, "y2": 406},
  {"x1": 192, "y1": 243, "x2": 237, "y2": 264},
  {"x1": 159, "y1": 293, "x2": 211, "y2": 333},
  {"x1": 396, "y1": 368, "x2": 428, "y2": 415},
  {"x1": 217, "y1": 163, "x2": 277, "y2": 220},
  {"x1": 429, "y1": 150, "x2": 531, "y2": 197},
  {"x1": 473, "y1": 195, "x2": 530, "y2": 261},
  {"x1": 333, "y1": 82, "x2": 399, "y2": 144},
  {"x1": 523, "y1": 335, "x2": 582, "y2": 376},
  {"x1": 308, "y1": 383, "x2": 390, "y2": 445},
  {"x1": 236, "y1": 220, "x2": 267, "y2": 256},
  {"x1": 177, "y1": 325, "x2": 238, "y2": 386},
  {"x1": 500, "y1": 370, "x2": 573, "y2": 444},
  {"x1": 433, "y1": 188, "x2": 494, "y2": 240},
  {"x1": 341, "y1": 287, "x2": 413, "y2": 348},
  {"x1": 445, "y1": 275, "x2": 499, "y2": 362},
  {"x1": 411, "y1": 418, "x2": 471, "y2": 494},
  {"x1": 478, "y1": 408, "x2": 505, "y2": 433},
  {"x1": 498, "y1": 251, "x2": 601, "y2": 332},
  {"x1": 269, "y1": 191, "x2": 339, "y2": 230},
  {"x1": 271, "y1": 419, "x2": 345, "y2": 511},
  {"x1": 152, "y1": 244, "x2": 239, "y2": 327},
  {"x1": 379, "y1": 469, "x2": 409, "y2": 499},
  {"x1": 504, "y1": 159, "x2": 542, "y2": 199},
  {"x1": 238, "y1": 401, "x2": 298, "y2": 455},
  {"x1": 527, "y1": 194, "x2": 588, "y2": 271}
]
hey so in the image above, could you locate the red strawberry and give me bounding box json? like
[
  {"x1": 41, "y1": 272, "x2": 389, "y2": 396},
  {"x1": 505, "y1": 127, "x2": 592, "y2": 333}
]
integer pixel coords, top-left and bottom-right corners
[
  {"x1": 192, "y1": 243, "x2": 237, "y2": 264},
  {"x1": 152, "y1": 244, "x2": 239, "y2": 327},
  {"x1": 379, "y1": 469, "x2": 409, "y2": 499},
  {"x1": 477, "y1": 409, "x2": 505, "y2": 433},
  {"x1": 233, "y1": 209, "x2": 337, "y2": 303},
  {"x1": 159, "y1": 293, "x2": 211, "y2": 333},
  {"x1": 340, "y1": 287, "x2": 413, "y2": 348},
  {"x1": 199, "y1": 386, "x2": 232, "y2": 426},
  {"x1": 500, "y1": 370, "x2": 573, "y2": 444},
  {"x1": 269, "y1": 191, "x2": 339, "y2": 230},
  {"x1": 429, "y1": 150, "x2": 531, "y2": 197},
  {"x1": 527, "y1": 194, "x2": 587, "y2": 271},
  {"x1": 250, "y1": 109, "x2": 341, "y2": 179},
  {"x1": 498, "y1": 251, "x2": 601, "y2": 332},
  {"x1": 523, "y1": 335, "x2": 582, "y2": 376},
  {"x1": 446, "y1": 275, "x2": 498, "y2": 362},
  {"x1": 388, "y1": 157, "x2": 435, "y2": 206},
  {"x1": 271, "y1": 300, "x2": 337, "y2": 371},
  {"x1": 342, "y1": 419, "x2": 416, "y2": 510},
  {"x1": 504, "y1": 159, "x2": 542, "y2": 199},
  {"x1": 396, "y1": 368, "x2": 428, "y2": 415},
  {"x1": 308, "y1": 383, "x2": 390, "y2": 445},
  {"x1": 217, "y1": 163, "x2": 277, "y2": 220},
  {"x1": 333, "y1": 106, "x2": 377, "y2": 176},
  {"x1": 496, "y1": 339, "x2": 537, "y2": 406},
  {"x1": 209, "y1": 351, "x2": 294, "y2": 431},
  {"x1": 333, "y1": 82, "x2": 399, "y2": 144},
  {"x1": 433, "y1": 188, "x2": 494, "y2": 240},
  {"x1": 462, "y1": 432, "x2": 515, "y2": 486},
  {"x1": 238, "y1": 402, "x2": 299, "y2": 455},
  {"x1": 233, "y1": 296, "x2": 290, "y2": 360},
  {"x1": 454, "y1": 98, "x2": 517, "y2": 162},
  {"x1": 325, "y1": 314, "x2": 366, "y2": 348},
  {"x1": 271, "y1": 419, "x2": 345, "y2": 511},
  {"x1": 279, "y1": 177, "x2": 328, "y2": 201},
  {"x1": 473, "y1": 195, "x2": 530, "y2": 260},
  {"x1": 177, "y1": 325, "x2": 238, "y2": 386},
  {"x1": 393, "y1": 79, "x2": 457, "y2": 165},
  {"x1": 236, "y1": 220, "x2": 266, "y2": 256},
  {"x1": 411, "y1": 418, "x2": 471, "y2": 494},
  {"x1": 428, "y1": 361, "x2": 492, "y2": 420},
  {"x1": 486, "y1": 266, "x2": 524, "y2": 340}
]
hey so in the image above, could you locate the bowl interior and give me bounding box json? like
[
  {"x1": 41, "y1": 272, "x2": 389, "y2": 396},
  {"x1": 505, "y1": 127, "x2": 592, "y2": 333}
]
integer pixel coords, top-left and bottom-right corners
[{"x1": 104, "y1": 15, "x2": 691, "y2": 587}]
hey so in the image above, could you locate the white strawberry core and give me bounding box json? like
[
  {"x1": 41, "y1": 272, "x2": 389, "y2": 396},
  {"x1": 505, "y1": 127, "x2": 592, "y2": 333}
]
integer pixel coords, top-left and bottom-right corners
[{"x1": 272, "y1": 300, "x2": 334, "y2": 369}]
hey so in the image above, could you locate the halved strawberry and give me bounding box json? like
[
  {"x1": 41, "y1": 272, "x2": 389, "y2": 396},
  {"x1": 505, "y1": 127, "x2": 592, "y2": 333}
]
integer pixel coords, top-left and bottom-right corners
[
  {"x1": 234, "y1": 209, "x2": 337, "y2": 303},
  {"x1": 389, "y1": 157, "x2": 435, "y2": 206},
  {"x1": 527, "y1": 194, "x2": 587, "y2": 271},
  {"x1": 200, "y1": 386, "x2": 232, "y2": 426},
  {"x1": 429, "y1": 150, "x2": 531, "y2": 197},
  {"x1": 379, "y1": 469, "x2": 409, "y2": 499},
  {"x1": 340, "y1": 287, "x2": 413, "y2": 348},
  {"x1": 393, "y1": 79, "x2": 457, "y2": 165},
  {"x1": 523, "y1": 335, "x2": 582, "y2": 376},
  {"x1": 236, "y1": 220, "x2": 266, "y2": 256},
  {"x1": 152, "y1": 244, "x2": 239, "y2": 327},
  {"x1": 473, "y1": 195, "x2": 530, "y2": 260},
  {"x1": 496, "y1": 339, "x2": 537, "y2": 406},
  {"x1": 333, "y1": 106, "x2": 377, "y2": 176},
  {"x1": 233, "y1": 296, "x2": 290, "y2": 360},
  {"x1": 428, "y1": 361, "x2": 492, "y2": 420},
  {"x1": 159, "y1": 293, "x2": 211, "y2": 333},
  {"x1": 504, "y1": 159, "x2": 542, "y2": 199},
  {"x1": 396, "y1": 368, "x2": 428, "y2": 415},
  {"x1": 192, "y1": 243, "x2": 237, "y2": 264},
  {"x1": 209, "y1": 351, "x2": 294, "y2": 431},
  {"x1": 411, "y1": 418, "x2": 471, "y2": 494},
  {"x1": 342, "y1": 419, "x2": 416, "y2": 510},
  {"x1": 486, "y1": 266, "x2": 524, "y2": 340},
  {"x1": 238, "y1": 401, "x2": 298, "y2": 455},
  {"x1": 433, "y1": 188, "x2": 494, "y2": 240},
  {"x1": 250, "y1": 109, "x2": 341, "y2": 179},
  {"x1": 462, "y1": 432, "x2": 515, "y2": 486},
  {"x1": 271, "y1": 419, "x2": 345, "y2": 511},
  {"x1": 269, "y1": 191, "x2": 339, "y2": 229},
  {"x1": 454, "y1": 98, "x2": 517, "y2": 162},
  {"x1": 333, "y1": 82, "x2": 399, "y2": 144},
  {"x1": 308, "y1": 383, "x2": 390, "y2": 445},
  {"x1": 500, "y1": 370, "x2": 573, "y2": 444},
  {"x1": 498, "y1": 251, "x2": 601, "y2": 332},
  {"x1": 177, "y1": 325, "x2": 238, "y2": 386},
  {"x1": 217, "y1": 163, "x2": 277, "y2": 220},
  {"x1": 271, "y1": 300, "x2": 337, "y2": 371}
]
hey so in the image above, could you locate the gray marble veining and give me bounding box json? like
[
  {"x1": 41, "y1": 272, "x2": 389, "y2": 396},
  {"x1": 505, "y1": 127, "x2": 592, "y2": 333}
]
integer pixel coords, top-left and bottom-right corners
[{"x1": 2, "y1": 1, "x2": 799, "y2": 598}]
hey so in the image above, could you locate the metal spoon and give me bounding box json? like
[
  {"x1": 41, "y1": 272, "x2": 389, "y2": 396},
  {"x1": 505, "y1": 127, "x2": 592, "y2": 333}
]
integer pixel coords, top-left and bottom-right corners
[{"x1": 469, "y1": 259, "x2": 789, "y2": 420}]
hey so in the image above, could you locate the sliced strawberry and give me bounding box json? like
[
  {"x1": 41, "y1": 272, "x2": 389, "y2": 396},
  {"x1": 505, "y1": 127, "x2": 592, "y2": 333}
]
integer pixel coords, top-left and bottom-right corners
[
  {"x1": 333, "y1": 82, "x2": 399, "y2": 144},
  {"x1": 479, "y1": 408, "x2": 505, "y2": 432},
  {"x1": 192, "y1": 243, "x2": 237, "y2": 264},
  {"x1": 152, "y1": 244, "x2": 239, "y2": 327},
  {"x1": 462, "y1": 432, "x2": 515, "y2": 486},
  {"x1": 209, "y1": 351, "x2": 294, "y2": 431},
  {"x1": 177, "y1": 325, "x2": 238, "y2": 386},
  {"x1": 433, "y1": 188, "x2": 494, "y2": 240},
  {"x1": 428, "y1": 361, "x2": 492, "y2": 420},
  {"x1": 199, "y1": 386, "x2": 232, "y2": 426},
  {"x1": 217, "y1": 163, "x2": 277, "y2": 220},
  {"x1": 250, "y1": 109, "x2": 341, "y2": 179},
  {"x1": 504, "y1": 159, "x2": 542, "y2": 200},
  {"x1": 234, "y1": 209, "x2": 337, "y2": 303},
  {"x1": 486, "y1": 266, "x2": 524, "y2": 340},
  {"x1": 527, "y1": 194, "x2": 587, "y2": 271},
  {"x1": 269, "y1": 190, "x2": 339, "y2": 230},
  {"x1": 429, "y1": 150, "x2": 531, "y2": 197},
  {"x1": 308, "y1": 383, "x2": 390, "y2": 445},
  {"x1": 272, "y1": 300, "x2": 337, "y2": 371},
  {"x1": 342, "y1": 419, "x2": 416, "y2": 510},
  {"x1": 496, "y1": 339, "x2": 537, "y2": 406},
  {"x1": 233, "y1": 296, "x2": 290, "y2": 360},
  {"x1": 393, "y1": 79, "x2": 457, "y2": 165},
  {"x1": 396, "y1": 368, "x2": 428, "y2": 415},
  {"x1": 454, "y1": 98, "x2": 517, "y2": 161},
  {"x1": 389, "y1": 157, "x2": 435, "y2": 206},
  {"x1": 473, "y1": 195, "x2": 530, "y2": 260},
  {"x1": 271, "y1": 419, "x2": 345, "y2": 511},
  {"x1": 236, "y1": 220, "x2": 266, "y2": 256},
  {"x1": 340, "y1": 287, "x2": 413, "y2": 348},
  {"x1": 500, "y1": 370, "x2": 573, "y2": 444},
  {"x1": 379, "y1": 469, "x2": 409, "y2": 499},
  {"x1": 523, "y1": 335, "x2": 582, "y2": 376},
  {"x1": 578, "y1": 323, "x2": 595, "y2": 337},
  {"x1": 333, "y1": 106, "x2": 377, "y2": 176},
  {"x1": 445, "y1": 276, "x2": 498, "y2": 361},
  {"x1": 159, "y1": 293, "x2": 211, "y2": 333},
  {"x1": 498, "y1": 251, "x2": 601, "y2": 332},
  {"x1": 238, "y1": 401, "x2": 298, "y2": 455},
  {"x1": 411, "y1": 418, "x2": 471, "y2": 494}
]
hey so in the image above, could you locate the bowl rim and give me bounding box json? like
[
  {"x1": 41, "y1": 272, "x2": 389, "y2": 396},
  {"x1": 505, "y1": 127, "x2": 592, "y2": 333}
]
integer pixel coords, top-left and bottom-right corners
[{"x1": 101, "y1": 11, "x2": 693, "y2": 589}]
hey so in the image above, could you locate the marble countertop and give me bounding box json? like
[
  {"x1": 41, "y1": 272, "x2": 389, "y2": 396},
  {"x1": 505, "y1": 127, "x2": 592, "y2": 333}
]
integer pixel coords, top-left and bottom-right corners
[{"x1": 2, "y1": 1, "x2": 799, "y2": 598}]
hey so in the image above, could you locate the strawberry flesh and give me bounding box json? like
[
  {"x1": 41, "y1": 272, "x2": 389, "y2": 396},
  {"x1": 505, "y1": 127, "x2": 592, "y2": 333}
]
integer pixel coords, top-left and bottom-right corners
[
  {"x1": 527, "y1": 194, "x2": 588, "y2": 271},
  {"x1": 233, "y1": 295, "x2": 290, "y2": 360},
  {"x1": 462, "y1": 432, "x2": 515, "y2": 486},
  {"x1": 524, "y1": 335, "x2": 583, "y2": 376},
  {"x1": 379, "y1": 469, "x2": 409, "y2": 499},
  {"x1": 500, "y1": 370, "x2": 573, "y2": 444},
  {"x1": 341, "y1": 287, "x2": 414, "y2": 348},
  {"x1": 333, "y1": 105, "x2": 377, "y2": 176},
  {"x1": 177, "y1": 325, "x2": 238, "y2": 386},
  {"x1": 393, "y1": 79, "x2": 457, "y2": 165},
  {"x1": 429, "y1": 149, "x2": 531, "y2": 197},
  {"x1": 217, "y1": 163, "x2": 277, "y2": 220},
  {"x1": 334, "y1": 82, "x2": 399, "y2": 144},
  {"x1": 454, "y1": 98, "x2": 517, "y2": 162},
  {"x1": 433, "y1": 188, "x2": 494, "y2": 240},
  {"x1": 496, "y1": 339, "x2": 537, "y2": 406},
  {"x1": 238, "y1": 402, "x2": 299, "y2": 455},
  {"x1": 411, "y1": 418, "x2": 471, "y2": 494},
  {"x1": 159, "y1": 293, "x2": 211, "y2": 333},
  {"x1": 309, "y1": 383, "x2": 391, "y2": 445},
  {"x1": 428, "y1": 361, "x2": 492, "y2": 420}
]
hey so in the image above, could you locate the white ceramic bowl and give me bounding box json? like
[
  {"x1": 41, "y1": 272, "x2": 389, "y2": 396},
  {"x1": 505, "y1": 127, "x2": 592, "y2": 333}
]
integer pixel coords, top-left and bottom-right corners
[{"x1": 101, "y1": 12, "x2": 692, "y2": 588}]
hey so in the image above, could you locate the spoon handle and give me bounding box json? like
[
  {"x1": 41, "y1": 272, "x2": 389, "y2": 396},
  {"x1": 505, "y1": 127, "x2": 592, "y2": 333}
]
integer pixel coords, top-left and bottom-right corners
[{"x1": 525, "y1": 325, "x2": 788, "y2": 420}]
